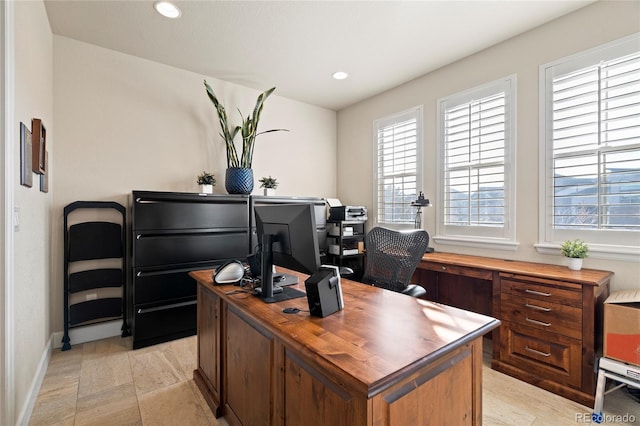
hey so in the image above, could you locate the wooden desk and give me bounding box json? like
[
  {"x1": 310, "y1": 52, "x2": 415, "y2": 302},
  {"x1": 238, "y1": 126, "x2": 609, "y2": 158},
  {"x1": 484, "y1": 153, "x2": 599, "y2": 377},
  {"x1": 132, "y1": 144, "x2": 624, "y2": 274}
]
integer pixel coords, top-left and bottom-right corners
[
  {"x1": 190, "y1": 268, "x2": 500, "y2": 426},
  {"x1": 415, "y1": 252, "x2": 613, "y2": 406}
]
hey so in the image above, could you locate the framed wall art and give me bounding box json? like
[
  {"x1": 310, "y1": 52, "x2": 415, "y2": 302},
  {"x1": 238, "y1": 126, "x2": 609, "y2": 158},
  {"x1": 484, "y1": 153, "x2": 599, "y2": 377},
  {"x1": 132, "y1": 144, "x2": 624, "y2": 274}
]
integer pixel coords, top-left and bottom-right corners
[
  {"x1": 20, "y1": 122, "x2": 33, "y2": 187},
  {"x1": 40, "y1": 150, "x2": 49, "y2": 193},
  {"x1": 32, "y1": 118, "x2": 46, "y2": 174}
]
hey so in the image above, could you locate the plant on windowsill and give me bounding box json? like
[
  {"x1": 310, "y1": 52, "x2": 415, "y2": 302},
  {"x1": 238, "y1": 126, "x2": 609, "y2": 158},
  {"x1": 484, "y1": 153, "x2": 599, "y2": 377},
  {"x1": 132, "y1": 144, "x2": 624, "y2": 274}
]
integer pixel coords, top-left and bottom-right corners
[
  {"x1": 203, "y1": 80, "x2": 288, "y2": 195},
  {"x1": 560, "y1": 239, "x2": 588, "y2": 270},
  {"x1": 259, "y1": 176, "x2": 278, "y2": 196},
  {"x1": 197, "y1": 171, "x2": 216, "y2": 194}
]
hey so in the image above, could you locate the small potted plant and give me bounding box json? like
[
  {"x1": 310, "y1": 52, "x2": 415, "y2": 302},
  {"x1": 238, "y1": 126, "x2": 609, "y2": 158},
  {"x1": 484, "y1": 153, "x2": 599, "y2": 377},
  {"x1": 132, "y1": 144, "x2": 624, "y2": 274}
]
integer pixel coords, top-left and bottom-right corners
[
  {"x1": 197, "y1": 171, "x2": 216, "y2": 194},
  {"x1": 259, "y1": 176, "x2": 278, "y2": 196},
  {"x1": 560, "y1": 239, "x2": 589, "y2": 270}
]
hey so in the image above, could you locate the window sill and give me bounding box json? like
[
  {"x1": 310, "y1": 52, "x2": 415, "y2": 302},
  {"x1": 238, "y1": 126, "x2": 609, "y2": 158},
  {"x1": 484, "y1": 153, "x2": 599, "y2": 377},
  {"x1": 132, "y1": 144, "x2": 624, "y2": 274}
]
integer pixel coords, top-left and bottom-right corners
[
  {"x1": 534, "y1": 243, "x2": 640, "y2": 262},
  {"x1": 432, "y1": 235, "x2": 519, "y2": 251}
]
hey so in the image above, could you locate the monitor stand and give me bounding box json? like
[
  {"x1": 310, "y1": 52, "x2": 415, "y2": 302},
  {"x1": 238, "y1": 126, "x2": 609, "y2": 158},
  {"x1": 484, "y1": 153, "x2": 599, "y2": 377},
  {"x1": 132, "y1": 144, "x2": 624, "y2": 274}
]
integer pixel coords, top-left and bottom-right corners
[
  {"x1": 254, "y1": 285, "x2": 283, "y2": 295},
  {"x1": 273, "y1": 273, "x2": 299, "y2": 287},
  {"x1": 253, "y1": 286, "x2": 306, "y2": 303},
  {"x1": 255, "y1": 234, "x2": 305, "y2": 303},
  {"x1": 252, "y1": 273, "x2": 299, "y2": 294}
]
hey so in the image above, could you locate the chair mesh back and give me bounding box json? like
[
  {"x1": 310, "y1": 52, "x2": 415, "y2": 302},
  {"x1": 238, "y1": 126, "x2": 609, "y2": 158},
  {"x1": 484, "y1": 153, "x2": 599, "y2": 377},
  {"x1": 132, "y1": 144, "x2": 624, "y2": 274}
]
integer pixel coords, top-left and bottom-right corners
[{"x1": 361, "y1": 227, "x2": 430, "y2": 293}]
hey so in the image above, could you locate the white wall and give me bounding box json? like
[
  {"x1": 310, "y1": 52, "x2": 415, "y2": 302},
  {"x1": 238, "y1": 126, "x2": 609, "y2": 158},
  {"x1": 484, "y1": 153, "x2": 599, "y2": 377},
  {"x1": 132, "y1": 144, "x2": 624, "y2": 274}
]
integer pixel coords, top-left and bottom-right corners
[
  {"x1": 51, "y1": 36, "x2": 337, "y2": 335},
  {"x1": 337, "y1": 1, "x2": 640, "y2": 291},
  {"x1": 12, "y1": 0, "x2": 53, "y2": 422}
]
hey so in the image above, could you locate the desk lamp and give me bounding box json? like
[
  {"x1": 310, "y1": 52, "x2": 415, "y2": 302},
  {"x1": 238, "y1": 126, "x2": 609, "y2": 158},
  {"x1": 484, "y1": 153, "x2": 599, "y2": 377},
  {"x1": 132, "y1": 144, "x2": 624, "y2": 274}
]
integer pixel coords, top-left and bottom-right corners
[
  {"x1": 411, "y1": 192, "x2": 434, "y2": 253},
  {"x1": 411, "y1": 191, "x2": 432, "y2": 229}
]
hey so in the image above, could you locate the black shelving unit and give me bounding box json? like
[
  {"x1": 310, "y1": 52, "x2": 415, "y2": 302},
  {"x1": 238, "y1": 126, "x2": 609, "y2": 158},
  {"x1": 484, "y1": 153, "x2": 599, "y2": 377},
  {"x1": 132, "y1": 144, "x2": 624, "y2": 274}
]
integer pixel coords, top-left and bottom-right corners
[
  {"x1": 326, "y1": 220, "x2": 366, "y2": 279},
  {"x1": 62, "y1": 201, "x2": 128, "y2": 351}
]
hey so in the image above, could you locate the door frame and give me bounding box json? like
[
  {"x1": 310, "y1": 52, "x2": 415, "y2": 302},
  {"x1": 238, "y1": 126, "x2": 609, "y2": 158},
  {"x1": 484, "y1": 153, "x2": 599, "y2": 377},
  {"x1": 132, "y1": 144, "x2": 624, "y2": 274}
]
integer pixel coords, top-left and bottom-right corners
[{"x1": 1, "y1": 1, "x2": 16, "y2": 424}]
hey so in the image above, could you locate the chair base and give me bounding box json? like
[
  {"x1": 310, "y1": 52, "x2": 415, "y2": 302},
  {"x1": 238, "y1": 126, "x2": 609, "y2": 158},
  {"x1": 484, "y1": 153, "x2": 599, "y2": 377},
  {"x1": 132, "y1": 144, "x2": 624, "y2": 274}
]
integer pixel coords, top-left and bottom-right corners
[{"x1": 402, "y1": 284, "x2": 426, "y2": 298}]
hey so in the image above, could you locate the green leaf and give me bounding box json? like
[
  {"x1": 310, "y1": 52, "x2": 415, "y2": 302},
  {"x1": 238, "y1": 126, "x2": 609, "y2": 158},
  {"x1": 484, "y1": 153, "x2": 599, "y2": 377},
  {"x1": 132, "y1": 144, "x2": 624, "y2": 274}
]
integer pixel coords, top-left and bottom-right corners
[{"x1": 204, "y1": 82, "x2": 287, "y2": 169}]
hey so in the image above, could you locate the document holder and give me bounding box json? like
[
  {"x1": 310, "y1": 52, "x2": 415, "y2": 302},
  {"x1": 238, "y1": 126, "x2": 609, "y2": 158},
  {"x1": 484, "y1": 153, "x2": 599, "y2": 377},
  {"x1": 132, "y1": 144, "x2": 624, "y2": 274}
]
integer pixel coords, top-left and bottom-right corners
[{"x1": 305, "y1": 266, "x2": 344, "y2": 318}]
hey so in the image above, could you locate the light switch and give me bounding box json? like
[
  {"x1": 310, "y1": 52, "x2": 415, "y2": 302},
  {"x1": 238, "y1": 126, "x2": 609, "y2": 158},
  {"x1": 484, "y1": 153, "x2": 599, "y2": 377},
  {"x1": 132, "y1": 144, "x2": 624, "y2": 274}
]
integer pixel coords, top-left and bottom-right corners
[{"x1": 14, "y1": 206, "x2": 20, "y2": 232}]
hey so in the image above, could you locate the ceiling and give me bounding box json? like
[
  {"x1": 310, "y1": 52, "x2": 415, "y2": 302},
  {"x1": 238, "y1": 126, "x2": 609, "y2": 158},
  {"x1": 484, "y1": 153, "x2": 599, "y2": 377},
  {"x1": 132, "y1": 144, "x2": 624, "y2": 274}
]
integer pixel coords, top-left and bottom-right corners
[{"x1": 44, "y1": 0, "x2": 595, "y2": 111}]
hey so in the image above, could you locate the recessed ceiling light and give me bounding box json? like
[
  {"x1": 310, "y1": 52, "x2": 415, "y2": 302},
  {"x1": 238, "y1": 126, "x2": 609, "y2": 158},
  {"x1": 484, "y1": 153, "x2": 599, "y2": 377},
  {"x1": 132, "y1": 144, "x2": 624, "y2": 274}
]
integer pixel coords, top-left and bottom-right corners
[
  {"x1": 332, "y1": 71, "x2": 349, "y2": 80},
  {"x1": 154, "y1": 1, "x2": 181, "y2": 19}
]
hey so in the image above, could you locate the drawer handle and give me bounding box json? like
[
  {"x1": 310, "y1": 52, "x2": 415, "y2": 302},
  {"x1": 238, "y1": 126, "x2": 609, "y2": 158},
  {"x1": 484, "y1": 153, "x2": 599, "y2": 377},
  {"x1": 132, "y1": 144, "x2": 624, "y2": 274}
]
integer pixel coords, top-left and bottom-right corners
[
  {"x1": 441, "y1": 266, "x2": 447, "y2": 271},
  {"x1": 525, "y1": 303, "x2": 551, "y2": 312},
  {"x1": 525, "y1": 289, "x2": 551, "y2": 297},
  {"x1": 525, "y1": 346, "x2": 551, "y2": 357},
  {"x1": 526, "y1": 317, "x2": 551, "y2": 327},
  {"x1": 137, "y1": 300, "x2": 197, "y2": 314}
]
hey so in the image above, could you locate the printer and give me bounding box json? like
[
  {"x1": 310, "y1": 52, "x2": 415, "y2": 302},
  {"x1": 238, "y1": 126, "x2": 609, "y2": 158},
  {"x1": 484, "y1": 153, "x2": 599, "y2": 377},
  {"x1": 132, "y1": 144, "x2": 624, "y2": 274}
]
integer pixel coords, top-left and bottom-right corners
[{"x1": 329, "y1": 206, "x2": 367, "y2": 222}]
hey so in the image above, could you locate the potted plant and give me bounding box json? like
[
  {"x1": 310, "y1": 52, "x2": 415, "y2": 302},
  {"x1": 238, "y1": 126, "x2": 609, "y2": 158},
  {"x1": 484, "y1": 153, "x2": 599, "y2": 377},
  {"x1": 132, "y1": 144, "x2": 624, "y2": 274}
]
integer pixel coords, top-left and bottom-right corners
[
  {"x1": 204, "y1": 80, "x2": 288, "y2": 194},
  {"x1": 259, "y1": 176, "x2": 278, "y2": 196},
  {"x1": 560, "y1": 239, "x2": 589, "y2": 270},
  {"x1": 197, "y1": 171, "x2": 216, "y2": 194}
]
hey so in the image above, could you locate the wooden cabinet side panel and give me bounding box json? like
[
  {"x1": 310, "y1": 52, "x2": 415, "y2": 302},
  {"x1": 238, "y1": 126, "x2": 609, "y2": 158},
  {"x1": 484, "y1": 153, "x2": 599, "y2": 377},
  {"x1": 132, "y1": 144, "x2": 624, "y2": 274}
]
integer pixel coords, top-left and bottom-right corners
[
  {"x1": 225, "y1": 307, "x2": 274, "y2": 426},
  {"x1": 283, "y1": 350, "x2": 367, "y2": 426},
  {"x1": 197, "y1": 285, "x2": 219, "y2": 392},
  {"x1": 372, "y1": 341, "x2": 480, "y2": 426},
  {"x1": 195, "y1": 283, "x2": 222, "y2": 417},
  {"x1": 582, "y1": 281, "x2": 609, "y2": 395}
]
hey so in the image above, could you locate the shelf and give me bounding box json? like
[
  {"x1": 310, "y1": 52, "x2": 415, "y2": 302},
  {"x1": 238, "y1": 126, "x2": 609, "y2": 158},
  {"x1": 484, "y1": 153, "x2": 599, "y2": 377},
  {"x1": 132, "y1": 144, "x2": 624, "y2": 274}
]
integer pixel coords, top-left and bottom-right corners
[{"x1": 325, "y1": 219, "x2": 367, "y2": 280}]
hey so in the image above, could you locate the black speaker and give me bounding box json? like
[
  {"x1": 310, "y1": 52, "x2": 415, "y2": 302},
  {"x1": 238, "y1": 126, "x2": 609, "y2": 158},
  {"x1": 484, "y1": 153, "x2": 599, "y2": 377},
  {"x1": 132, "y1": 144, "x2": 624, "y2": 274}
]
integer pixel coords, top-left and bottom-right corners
[{"x1": 304, "y1": 266, "x2": 343, "y2": 318}]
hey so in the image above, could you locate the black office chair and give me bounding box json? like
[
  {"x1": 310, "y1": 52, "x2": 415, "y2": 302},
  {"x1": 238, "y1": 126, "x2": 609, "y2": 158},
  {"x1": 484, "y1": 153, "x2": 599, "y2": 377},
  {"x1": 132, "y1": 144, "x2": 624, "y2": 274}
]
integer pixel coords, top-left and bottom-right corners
[{"x1": 360, "y1": 227, "x2": 429, "y2": 298}]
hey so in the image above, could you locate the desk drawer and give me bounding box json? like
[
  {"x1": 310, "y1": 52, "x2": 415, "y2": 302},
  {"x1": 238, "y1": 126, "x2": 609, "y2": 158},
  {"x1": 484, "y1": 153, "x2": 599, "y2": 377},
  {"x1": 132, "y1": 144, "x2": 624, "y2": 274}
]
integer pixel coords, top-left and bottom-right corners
[
  {"x1": 133, "y1": 297, "x2": 197, "y2": 349},
  {"x1": 500, "y1": 294, "x2": 582, "y2": 339},
  {"x1": 133, "y1": 230, "x2": 249, "y2": 267},
  {"x1": 419, "y1": 261, "x2": 492, "y2": 280},
  {"x1": 500, "y1": 321, "x2": 582, "y2": 388},
  {"x1": 133, "y1": 268, "x2": 197, "y2": 306},
  {"x1": 501, "y1": 278, "x2": 582, "y2": 308},
  {"x1": 132, "y1": 193, "x2": 248, "y2": 230}
]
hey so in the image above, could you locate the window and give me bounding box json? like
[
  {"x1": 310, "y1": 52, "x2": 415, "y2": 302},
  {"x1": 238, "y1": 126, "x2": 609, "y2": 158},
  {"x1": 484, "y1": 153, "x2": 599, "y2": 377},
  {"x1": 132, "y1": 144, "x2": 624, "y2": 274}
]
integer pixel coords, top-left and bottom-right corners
[
  {"x1": 539, "y1": 34, "x2": 640, "y2": 259},
  {"x1": 435, "y1": 76, "x2": 517, "y2": 249},
  {"x1": 373, "y1": 106, "x2": 423, "y2": 226}
]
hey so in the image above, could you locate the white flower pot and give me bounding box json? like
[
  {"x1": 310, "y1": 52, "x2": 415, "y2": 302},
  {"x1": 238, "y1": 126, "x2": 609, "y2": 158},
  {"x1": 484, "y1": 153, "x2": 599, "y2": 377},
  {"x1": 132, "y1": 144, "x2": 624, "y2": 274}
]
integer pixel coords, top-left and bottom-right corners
[
  {"x1": 567, "y1": 257, "x2": 583, "y2": 271},
  {"x1": 200, "y1": 184, "x2": 213, "y2": 194},
  {"x1": 264, "y1": 188, "x2": 275, "y2": 196}
]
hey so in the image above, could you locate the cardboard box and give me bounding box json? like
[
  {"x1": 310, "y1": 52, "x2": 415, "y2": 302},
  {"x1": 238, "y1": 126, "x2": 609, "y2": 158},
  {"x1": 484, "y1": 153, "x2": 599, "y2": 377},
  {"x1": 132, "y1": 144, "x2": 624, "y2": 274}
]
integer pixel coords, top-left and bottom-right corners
[{"x1": 604, "y1": 290, "x2": 640, "y2": 366}]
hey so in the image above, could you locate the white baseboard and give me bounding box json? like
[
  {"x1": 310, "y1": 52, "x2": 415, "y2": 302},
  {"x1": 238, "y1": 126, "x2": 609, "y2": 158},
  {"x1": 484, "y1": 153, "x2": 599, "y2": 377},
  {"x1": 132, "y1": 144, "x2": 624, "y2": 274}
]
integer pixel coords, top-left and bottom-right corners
[
  {"x1": 52, "y1": 320, "x2": 123, "y2": 349},
  {"x1": 15, "y1": 334, "x2": 53, "y2": 426}
]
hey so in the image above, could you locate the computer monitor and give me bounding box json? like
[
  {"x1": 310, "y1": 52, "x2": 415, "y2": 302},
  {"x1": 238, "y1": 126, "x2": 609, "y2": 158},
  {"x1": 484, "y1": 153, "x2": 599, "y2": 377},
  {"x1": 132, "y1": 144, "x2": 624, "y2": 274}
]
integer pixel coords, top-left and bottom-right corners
[{"x1": 254, "y1": 203, "x2": 321, "y2": 301}]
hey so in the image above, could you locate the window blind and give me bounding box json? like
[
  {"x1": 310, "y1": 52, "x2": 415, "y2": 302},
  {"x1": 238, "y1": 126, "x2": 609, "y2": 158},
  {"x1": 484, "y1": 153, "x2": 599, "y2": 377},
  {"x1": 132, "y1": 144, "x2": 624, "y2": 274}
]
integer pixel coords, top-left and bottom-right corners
[
  {"x1": 443, "y1": 93, "x2": 506, "y2": 227},
  {"x1": 375, "y1": 108, "x2": 421, "y2": 224},
  {"x1": 551, "y1": 52, "x2": 640, "y2": 231}
]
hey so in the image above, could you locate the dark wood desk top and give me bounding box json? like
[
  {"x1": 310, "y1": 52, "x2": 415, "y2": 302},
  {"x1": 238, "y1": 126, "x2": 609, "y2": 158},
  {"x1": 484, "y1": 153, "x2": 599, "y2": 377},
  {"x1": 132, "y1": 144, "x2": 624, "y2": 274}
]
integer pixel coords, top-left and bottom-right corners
[
  {"x1": 420, "y1": 252, "x2": 613, "y2": 286},
  {"x1": 190, "y1": 267, "x2": 500, "y2": 396}
]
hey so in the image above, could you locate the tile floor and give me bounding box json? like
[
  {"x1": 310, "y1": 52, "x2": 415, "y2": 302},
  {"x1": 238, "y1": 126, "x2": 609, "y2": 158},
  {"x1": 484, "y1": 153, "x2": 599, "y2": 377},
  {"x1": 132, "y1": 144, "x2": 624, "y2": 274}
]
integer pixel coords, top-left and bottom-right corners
[{"x1": 29, "y1": 335, "x2": 638, "y2": 425}]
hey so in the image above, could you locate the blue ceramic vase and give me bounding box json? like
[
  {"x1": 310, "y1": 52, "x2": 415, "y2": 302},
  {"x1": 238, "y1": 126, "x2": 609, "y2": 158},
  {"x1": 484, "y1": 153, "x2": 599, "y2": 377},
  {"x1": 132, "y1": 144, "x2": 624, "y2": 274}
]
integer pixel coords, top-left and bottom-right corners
[{"x1": 225, "y1": 167, "x2": 254, "y2": 194}]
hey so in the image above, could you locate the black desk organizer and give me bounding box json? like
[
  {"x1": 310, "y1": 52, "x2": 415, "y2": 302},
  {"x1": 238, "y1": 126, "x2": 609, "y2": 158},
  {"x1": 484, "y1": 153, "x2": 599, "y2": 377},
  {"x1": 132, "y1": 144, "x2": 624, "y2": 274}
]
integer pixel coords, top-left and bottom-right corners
[{"x1": 62, "y1": 201, "x2": 128, "y2": 351}]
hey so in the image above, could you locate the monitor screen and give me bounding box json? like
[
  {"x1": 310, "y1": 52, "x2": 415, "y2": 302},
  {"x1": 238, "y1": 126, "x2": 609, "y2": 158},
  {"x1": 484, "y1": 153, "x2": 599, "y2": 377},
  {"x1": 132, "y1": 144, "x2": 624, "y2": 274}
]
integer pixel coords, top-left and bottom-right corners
[{"x1": 254, "y1": 203, "x2": 321, "y2": 299}]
